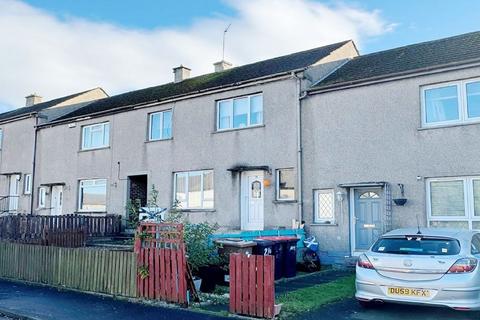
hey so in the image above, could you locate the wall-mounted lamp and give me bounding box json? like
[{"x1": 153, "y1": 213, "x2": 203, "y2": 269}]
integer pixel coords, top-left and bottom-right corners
[{"x1": 336, "y1": 191, "x2": 345, "y2": 202}]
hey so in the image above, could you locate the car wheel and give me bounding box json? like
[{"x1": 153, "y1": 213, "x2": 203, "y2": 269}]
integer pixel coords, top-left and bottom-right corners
[{"x1": 358, "y1": 300, "x2": 376, "y2": 308}]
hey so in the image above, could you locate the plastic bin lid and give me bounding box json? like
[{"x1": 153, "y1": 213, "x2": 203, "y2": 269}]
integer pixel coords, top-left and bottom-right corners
[
  {"x1": 252, "y1": 239, "x2": 275, "y2": 245},
  {"x1": 257, "y1": 236, "x2": 298, "y2": 242}
]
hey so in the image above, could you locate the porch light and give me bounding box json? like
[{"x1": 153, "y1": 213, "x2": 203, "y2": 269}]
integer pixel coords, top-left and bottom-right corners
[{"x1": 336, "y1": 191, "x2": 345, "y2": 202}]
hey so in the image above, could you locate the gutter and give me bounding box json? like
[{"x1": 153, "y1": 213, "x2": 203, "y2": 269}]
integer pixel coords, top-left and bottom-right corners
[
  {"x1": 308, "y1": 58, "x2": 480, "y2": 94},
  {"x1": 39, "y1": 69, "x2": 307, "y2": 128}
]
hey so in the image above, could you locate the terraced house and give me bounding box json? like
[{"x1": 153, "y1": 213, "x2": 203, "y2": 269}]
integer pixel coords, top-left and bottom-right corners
[
  {"x1": 2, "y1": 31, "x2": 480, "y2": 264},
  {"x1": 0, "y1": 88, "x2": 108, "y2": 214},
  {"x1": 31, "y1": 40, "x2": 358, "y2": 231}
]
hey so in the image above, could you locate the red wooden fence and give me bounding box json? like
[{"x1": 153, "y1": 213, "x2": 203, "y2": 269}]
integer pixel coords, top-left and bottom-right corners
[
  {"x1": 229, "y1": 254, "x2": 275, "y2": 319},
  {"x1": 135, "y1": 223, "x2": 187, "y2": 305}
]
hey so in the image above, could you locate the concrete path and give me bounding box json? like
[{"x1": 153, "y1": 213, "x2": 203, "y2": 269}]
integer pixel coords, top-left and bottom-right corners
[
  {"x1": 0, "y1": 280, "x2": 228, "y2": 320},
  {"x1": 297, "y1": 298, "x2": 480, "y2": 320}
]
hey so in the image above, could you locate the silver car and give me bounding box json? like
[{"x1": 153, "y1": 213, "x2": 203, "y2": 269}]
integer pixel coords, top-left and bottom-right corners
[{"x1": 356, "y1": 228, "x2": 480, "y2": 311}]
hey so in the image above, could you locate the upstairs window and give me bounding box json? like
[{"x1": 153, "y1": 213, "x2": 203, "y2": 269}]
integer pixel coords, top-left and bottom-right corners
[
  {"x1": 82, "y1": 122, "x2": 109, "y2": 150},
  {"x1": 422, "y1": 78, "x2": 480, "y2": 127},
  {"x1": 0, "y1": 128, "x2": 3, "y2": 149},
  {"x1": 217, "y1": 94, "x2": 263, "y2": 130},
  {"x1": 174, "y1": 170, "x2": 214, "y2": 209},
  {"x1": 149, "y1": 110, "x2": 173, "y2": 141}
]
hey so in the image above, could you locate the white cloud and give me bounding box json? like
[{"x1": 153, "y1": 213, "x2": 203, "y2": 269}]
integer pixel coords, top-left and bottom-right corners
[{"x1": 0, "y1": 0, "x2": 393, "y2": 110}]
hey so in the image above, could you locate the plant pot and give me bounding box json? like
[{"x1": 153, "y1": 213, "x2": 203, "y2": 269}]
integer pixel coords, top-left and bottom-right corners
[
  {"x1": 198, "y1": 265, "x2": 224, "y2": 293},
  {"x1": 393, "y1": 198, "x2": 408, "y2": 206}
]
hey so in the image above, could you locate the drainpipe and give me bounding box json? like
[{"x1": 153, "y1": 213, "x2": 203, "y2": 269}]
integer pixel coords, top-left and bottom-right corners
[
  {"x1": 291, "y1": 72, "x2": 308, "y2": 226},
  {"x1": 30, "y1": 114, "x2": 43, "y2": 214}
]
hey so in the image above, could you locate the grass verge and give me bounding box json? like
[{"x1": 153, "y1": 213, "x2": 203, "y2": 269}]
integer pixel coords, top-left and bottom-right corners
[{"x1": 277, "y1": 274, "x2": 355, "y2": 318}]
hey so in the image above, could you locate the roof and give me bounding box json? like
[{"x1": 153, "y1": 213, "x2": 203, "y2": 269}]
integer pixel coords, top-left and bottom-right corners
[
  {"x1": 312, "y1": 31, "x2": 480, "y2": 91},
  {"x1": 0, "y1": 89, "x2": 102, "y2": 122},
  {"x1": 55, "y1": 41, "x2": 350, "y2": 121}
]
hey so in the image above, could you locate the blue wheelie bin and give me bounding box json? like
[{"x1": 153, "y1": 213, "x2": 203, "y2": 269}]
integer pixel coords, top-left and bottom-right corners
[{"x1": 256, "y1": 237, "x2": 286, "y2": 280}]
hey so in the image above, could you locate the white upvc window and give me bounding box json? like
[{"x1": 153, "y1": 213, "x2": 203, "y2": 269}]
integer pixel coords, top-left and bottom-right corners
[
  {"x1": 24, "y1": 174, "x2": 32, "y2": 195},
  {"x1": 0, "y1": 128, "x2": 3, "y2": 150},
  {"x1": 38, "y1": 187, "x2": 46, "y2": 208},
  {"x1": 314, "y1": 189, "x2": 335, "y2": 224},
  {"x1": 174, "y1": 170, "x2": 214, "y2": 209},
  {"x1": 78, "y1": 179, "x2": 107, "y2": 212},
  {"x1": 81, "y1": 122, "x2": 110, "y2": 150},
  {"x1": 421, "y1": 78, "x2": 480, "y2": 127},
  {"x1": 149, "y1": 109, "x2": 173, "y2": 141},
  {"x1": 276, "y1": 168, "x2": 295, "y2": 201},
  {"x1": 216, "y1": 94, "x2": 263, "y2": 131},
  {"x1": 427, "y1": 177, "x2": 480, "y2": 230}
]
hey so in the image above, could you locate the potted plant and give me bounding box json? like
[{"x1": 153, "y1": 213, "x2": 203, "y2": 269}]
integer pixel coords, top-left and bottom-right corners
[{"x1": 393, "y1": 183, "x2": 408, "y2": 206}]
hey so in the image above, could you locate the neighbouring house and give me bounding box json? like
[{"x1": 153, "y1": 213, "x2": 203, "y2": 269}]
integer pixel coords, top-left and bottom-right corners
[
  {"x1": 0, "y1": 88, "x2": 108, "y2": 214},
  {"x1": 303, "y1": 31, "x2": 480, "y2": 263},
  {"x1": 32, "y1": 41, "x2": 358, "y2": 232}
]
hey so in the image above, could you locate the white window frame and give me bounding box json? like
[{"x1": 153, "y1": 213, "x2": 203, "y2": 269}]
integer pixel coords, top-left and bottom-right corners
[
  {"x1": 38, "y1": 187, "x2": 46, "y2": 208},
  {"x1": 0, "y1": 128, "x2": 3, "y2": 150},
  {"x1": 421, "y1": 77, "x2": 480, "y2": 128},
  {"x1": 276, "y1": 168, "x2": 295, "y2": 201},
  {"x1": 426, "y1": 176, "x2": 480, "y2": 230},
  {"x1": 78, "y1": 179, "x2": 107, "y2": 212},
  {"x1": 314, "y1": 189, "x2": 335, "y2": 224},
  {"x1": 81, "y1": 122, "x2": 110, "y2": 150},
  {"x1": 173, "y1": 170, "x2": 214, "y2": 209},
  {"x1": 216, "y1": 94, "x2": 263, "y2": 131},
  {"x1": 148, "y1": 109, "x2": 173, "y2": 141},
  {"x1": 24, "y1": 174, "x2": 32, "y2": 195}
]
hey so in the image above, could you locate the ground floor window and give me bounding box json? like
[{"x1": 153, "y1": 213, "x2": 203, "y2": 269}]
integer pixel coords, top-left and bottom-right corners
[
  {"x1": 38, "y1": 187, "x2": 46, "y2": 208},
  {"x1": 314, "y1": 189, "x2": 335, "y2": 224},
  {"x1": 78, "y1": 179, "x2": 107, "y2": 212},
  {"x1": 276, "y1": 168, "x2": 295, "y2": 201},
  {"x1": 174, "y1": 170, "x2": 214, "y2": 209},
  {"x1": 427, "y1": 177, "x2": 480, "y2": 230}
]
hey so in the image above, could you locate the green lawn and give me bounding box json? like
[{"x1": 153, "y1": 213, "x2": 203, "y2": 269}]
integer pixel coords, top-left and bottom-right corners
[{"x1": 277, "y1": 275, "x2": 356, "y2": 318}]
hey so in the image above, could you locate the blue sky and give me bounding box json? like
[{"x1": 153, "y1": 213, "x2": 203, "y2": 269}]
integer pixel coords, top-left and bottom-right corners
[
  {"x1": 0, "y1": 0, "x2": 479, "y2": 110},
  {"x1": 23, "y1": 0, "x2": 480, "y2": 53}
]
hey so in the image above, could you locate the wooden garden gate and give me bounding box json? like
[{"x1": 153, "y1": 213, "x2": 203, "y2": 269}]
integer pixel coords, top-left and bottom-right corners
[
  {"x1": 134, "y1": 223, "x2": 187, "y2": 305},
  {"x1": 229, "y1": 253, "x2": 276, "y2": 318}
]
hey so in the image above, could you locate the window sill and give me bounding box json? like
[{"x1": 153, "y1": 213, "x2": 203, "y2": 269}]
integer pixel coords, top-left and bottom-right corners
[
  {"x1": 311, "y1": 223, "x2": 338, "y2": 226},
  {"x1": 179, "y1": 209, "x2": 216, "y2": 213},
  {"x1": 273, "y1": 200, "x2": 297, "y2": 204},
  {"x1": 145, "y1": 137, "x2": 173, "y2": 144},
  {"x1": 78, "y1": 146, "x2": 110, "y2": 153},
  {"x1": 212, "y1": 124, "x2": 265, "y2": 134},
  {"x1": 418, "y1": 121, "x2": 480, "y2": 131}
]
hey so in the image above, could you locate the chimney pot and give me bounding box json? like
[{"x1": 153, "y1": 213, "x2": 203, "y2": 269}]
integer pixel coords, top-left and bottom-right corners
[
  {"x1": 173, "y1": 65, "x2": 191, "y2": 83},
  {"x1": 213, "y1": 60, "x2": 233, "y2": 72},
  {"x1": 25, "y1": 94, "x2": 42, "y2": 107}
]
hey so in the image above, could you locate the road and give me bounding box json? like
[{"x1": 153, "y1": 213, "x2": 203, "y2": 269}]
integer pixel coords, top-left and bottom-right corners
[
  {"x1": 298, "y1": 298, "x2": 480, "y2": 320},
  {"x1": 0, "y1": 280, "x2": 227, "y2": 320}
]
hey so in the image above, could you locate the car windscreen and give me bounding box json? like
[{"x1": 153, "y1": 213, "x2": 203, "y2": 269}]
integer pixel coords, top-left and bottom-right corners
[{"x1": 371, "y1": 236, "x2": 461, "y2": 255}]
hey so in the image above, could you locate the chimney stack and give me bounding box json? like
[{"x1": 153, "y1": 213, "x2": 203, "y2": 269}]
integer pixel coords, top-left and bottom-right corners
[
  {"x1": 25, "y1": 94, "x2": 42, "y2": 107},
  {"x1": 173, "y1": 65, "x2": 191, "y2": 83},
  {"x1": 213, "y1": 60, "x2": 233, "y2": 72}
]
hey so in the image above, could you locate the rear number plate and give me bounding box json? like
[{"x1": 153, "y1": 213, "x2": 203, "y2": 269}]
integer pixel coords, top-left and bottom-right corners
[{"x1": 387, "y1": 287, "x2": 430, "y2": 297}]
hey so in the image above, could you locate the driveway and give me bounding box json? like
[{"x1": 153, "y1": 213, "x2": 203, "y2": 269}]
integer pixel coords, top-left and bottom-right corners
[{"x1": 298, "y1": 298, "x2": 480, "y2": 320}]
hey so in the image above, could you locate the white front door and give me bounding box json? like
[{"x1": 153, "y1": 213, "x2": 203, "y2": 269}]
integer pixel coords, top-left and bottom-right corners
[
  {"x1": 8, "y1": 174, "x2": 19, "y2": 212},
  {"x1": 51, "y1": 185, "x2": 63, "y2": 215},
  {"x1": 241, "y1": 171, "x2": 264, "y2": 230}
]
